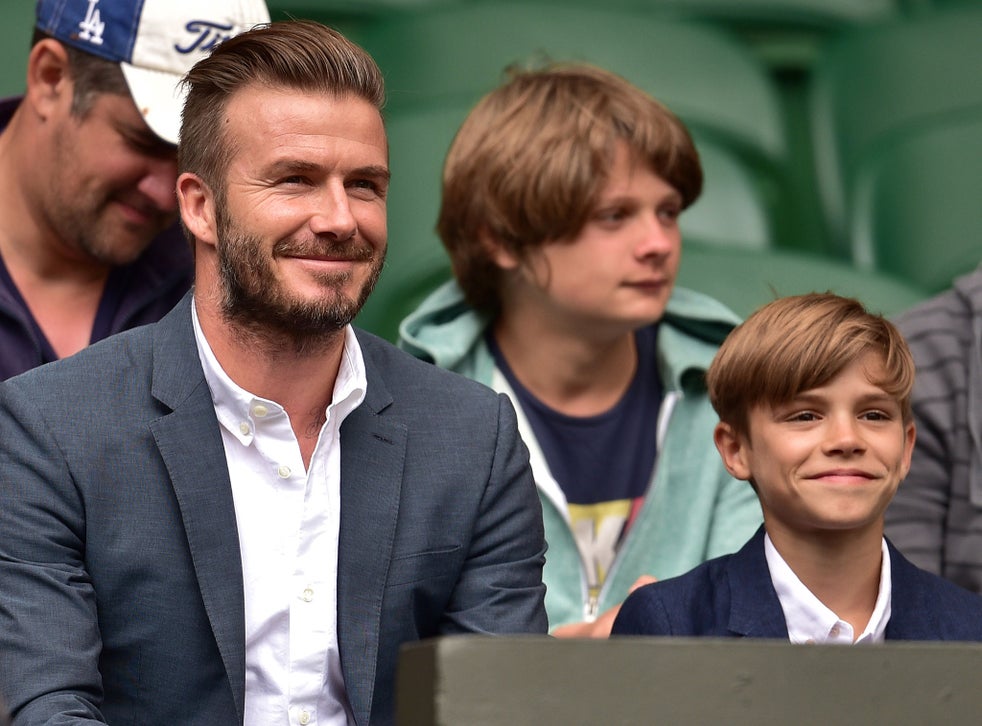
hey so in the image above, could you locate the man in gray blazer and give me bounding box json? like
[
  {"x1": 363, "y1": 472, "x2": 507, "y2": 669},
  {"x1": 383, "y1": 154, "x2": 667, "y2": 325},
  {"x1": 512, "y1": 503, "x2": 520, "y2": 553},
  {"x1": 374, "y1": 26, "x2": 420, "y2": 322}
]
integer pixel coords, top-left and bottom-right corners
[{"x1": 0, "y1": 20, "x2": 548, "y2": 726}]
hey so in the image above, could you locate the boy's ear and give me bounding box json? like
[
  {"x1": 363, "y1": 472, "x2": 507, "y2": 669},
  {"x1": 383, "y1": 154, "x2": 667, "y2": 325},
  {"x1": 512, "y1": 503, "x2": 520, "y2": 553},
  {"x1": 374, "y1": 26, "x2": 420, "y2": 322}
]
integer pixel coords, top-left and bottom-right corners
[
  {"x1": 714, "y1": 421, "x2": 753, "y2": 481},
  {"x1": 478, "y1": 228, "x2": 520, "y2": 270},
  {"x1": 899, "y1": 421, "x2": 916, "y2": 480}
]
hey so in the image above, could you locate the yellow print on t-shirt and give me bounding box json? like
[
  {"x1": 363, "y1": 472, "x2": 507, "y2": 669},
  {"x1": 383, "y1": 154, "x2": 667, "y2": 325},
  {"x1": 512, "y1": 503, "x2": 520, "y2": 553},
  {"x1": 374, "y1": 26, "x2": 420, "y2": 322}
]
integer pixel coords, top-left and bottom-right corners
[{"x1": 567, "y1": 499, "x2": 635, "y2": 593}]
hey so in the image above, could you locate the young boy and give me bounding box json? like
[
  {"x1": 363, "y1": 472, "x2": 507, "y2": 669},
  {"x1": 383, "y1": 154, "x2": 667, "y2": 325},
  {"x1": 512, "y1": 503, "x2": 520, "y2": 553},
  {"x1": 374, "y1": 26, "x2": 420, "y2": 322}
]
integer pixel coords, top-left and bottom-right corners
[{"x1": 612, "y1": 293, "x2": 982, "y2": 643}]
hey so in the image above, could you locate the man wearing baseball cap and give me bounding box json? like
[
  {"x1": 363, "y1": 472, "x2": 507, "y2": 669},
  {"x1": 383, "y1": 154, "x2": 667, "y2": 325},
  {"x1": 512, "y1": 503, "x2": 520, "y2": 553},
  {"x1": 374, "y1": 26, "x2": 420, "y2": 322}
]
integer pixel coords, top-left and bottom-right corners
[{"x1": 0, "y1": 0, "x2": 269, "y2": 380}]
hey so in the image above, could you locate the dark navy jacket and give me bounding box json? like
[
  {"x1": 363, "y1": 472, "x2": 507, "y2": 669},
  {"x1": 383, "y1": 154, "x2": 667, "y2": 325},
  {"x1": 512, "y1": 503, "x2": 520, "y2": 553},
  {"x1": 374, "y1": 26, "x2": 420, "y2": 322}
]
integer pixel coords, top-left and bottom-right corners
[{"x1": 612, "y1": 527, "x2": 982, "y2": 641}]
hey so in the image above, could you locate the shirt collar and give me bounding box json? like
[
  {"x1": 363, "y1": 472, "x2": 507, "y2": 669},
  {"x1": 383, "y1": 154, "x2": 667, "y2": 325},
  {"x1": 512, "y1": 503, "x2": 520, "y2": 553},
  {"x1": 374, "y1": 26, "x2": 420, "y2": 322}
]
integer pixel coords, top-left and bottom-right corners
[
  {"x1": 191, "y1": 300, "x2": 367, "y2": 446},
  {"x1": 765, "y1": 532, "x2": 892, "y2": 644}
]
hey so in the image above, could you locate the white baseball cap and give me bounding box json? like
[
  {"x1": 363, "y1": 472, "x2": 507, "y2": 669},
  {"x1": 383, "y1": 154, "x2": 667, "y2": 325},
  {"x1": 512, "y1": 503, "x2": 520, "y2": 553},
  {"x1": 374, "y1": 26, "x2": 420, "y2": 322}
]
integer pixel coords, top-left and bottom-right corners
[{"x1": 36, "y1": 0, "x2": 271, "y2": 144}]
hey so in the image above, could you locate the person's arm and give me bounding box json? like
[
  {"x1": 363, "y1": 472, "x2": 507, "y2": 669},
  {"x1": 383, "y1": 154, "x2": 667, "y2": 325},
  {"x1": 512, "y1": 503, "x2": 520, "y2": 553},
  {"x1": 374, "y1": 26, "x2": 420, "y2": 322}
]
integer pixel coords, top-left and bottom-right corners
[
  {"x1": 0, "y1": 383, "x2": 107, "y2": 724},
  {"x1": 551, "y1": 575, "x2": 658, "y2": 638},
  {"x1": 438, "y1": 393, "x2": 549, "y2": 634},
  {"x1": 609, "y1": 583, "x2": 672, "y2": 636}
]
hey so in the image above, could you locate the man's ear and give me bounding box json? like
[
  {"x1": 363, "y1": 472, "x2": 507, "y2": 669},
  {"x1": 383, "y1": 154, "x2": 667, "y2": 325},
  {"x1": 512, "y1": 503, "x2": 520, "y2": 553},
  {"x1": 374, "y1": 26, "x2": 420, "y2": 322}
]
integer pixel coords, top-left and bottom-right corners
[
  {"x1": 176, "y1": 173, "x2": 218, "y2": 248},
  {"x1": 714, "y1": 421, "x2": 753, "y2": 481},
  {"x1": 25, "y1": 39, "x2": 73, "y2": 120}
]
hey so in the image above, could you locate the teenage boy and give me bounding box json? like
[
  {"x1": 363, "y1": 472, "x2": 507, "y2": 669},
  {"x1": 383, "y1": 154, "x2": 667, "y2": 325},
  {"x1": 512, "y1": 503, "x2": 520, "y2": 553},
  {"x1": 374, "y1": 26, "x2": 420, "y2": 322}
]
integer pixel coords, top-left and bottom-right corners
[
  {"x1": 612, "y1": 293, "x2": 982, "y2": 643},
  {"x1": 399, "y1": 63, "x2": 762, "y2": 637}
]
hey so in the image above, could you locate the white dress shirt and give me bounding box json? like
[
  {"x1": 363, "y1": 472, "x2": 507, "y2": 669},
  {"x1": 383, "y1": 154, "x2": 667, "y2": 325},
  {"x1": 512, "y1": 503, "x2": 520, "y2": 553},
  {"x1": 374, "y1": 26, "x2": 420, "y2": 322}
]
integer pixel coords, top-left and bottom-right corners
[
  {"x1": 193, "y1": 303, "x2": 367, "y2": 726},
  {"x1": 765, "y1": 533, "x2": 892, "y2": 645}
]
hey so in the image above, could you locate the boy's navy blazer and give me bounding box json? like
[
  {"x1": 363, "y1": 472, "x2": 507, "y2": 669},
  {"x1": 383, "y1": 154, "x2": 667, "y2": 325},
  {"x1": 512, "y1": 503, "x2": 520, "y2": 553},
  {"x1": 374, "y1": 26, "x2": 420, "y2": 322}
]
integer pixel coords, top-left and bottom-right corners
[
  {"x1": 612, "y1": 526, "x2": 982, "y2": 641},
  {"x1": 0, "y1": 294, "x2": 548, "y2": 725}
]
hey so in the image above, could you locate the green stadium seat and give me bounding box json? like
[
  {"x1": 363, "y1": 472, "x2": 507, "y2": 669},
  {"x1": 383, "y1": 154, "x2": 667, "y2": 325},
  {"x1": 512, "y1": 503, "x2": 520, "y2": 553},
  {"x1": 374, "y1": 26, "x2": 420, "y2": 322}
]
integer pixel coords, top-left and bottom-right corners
[
  {"x1": 354, "y1": 104, "x2": 464, "y2": 342},
  {"x1": 849, "y1": 111, "x2": 982, "y2": 293},
  {"x1": 354, "y1": 98, "x2": 776, "y2": 341},
  {"x1": 350, "y1": 3, "x2": 795, "y2": 339},
  {"x1": 361, "y1": 3, "x2": 786, "y2": 168},
  {"x1": 677, "y1": 242, "x2": 929, "y2": 319},
  {"x1": 0, "y1": 4, "x2": 36, "y2": 97},
  {"x1": 357, "y1": 98, "x2": 933, "y2": 339},
  {"x1": 809, "y1": 5, "x2": 982, "y2": 257},
  {"x1": 472, "y1": 0, "x2": 901, "y2": 31}
]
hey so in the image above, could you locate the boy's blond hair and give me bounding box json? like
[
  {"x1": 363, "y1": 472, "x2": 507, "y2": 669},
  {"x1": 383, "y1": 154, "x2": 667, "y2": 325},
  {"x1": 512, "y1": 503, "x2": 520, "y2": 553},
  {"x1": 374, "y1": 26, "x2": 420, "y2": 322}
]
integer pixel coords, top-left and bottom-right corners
[{"x1": 707, "y1": 293, "x2": 914, "y2": 439}]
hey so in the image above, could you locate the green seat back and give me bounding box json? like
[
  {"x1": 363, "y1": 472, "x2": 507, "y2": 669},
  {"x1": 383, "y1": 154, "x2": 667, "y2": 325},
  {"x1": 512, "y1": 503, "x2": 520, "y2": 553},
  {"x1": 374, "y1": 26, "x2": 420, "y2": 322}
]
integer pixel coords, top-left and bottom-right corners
[
  {"x1": 354, "y1": 104, "x2": 463, "y2": 341},
  {"x1": 355, "y1": 101, "x2": 776, "y2": 341},
  {"x1": 361, "y1": 2, "x2": 786, "y2": 165},
  {"x1": 352, "y1": 3, "x2": 791, "y2": 339},
  {"x1": 809, "y1": 5, "x2": 982, "y2": 254},
  {"x1": 850, "y1": 111, "x2": 982, "y2": 293},
  {"x1": 677, "y1": 242, "x2": 928, "y2": 318},
  {"x1": 0, "y1": 4, "x2": 36, "y2": 97}
]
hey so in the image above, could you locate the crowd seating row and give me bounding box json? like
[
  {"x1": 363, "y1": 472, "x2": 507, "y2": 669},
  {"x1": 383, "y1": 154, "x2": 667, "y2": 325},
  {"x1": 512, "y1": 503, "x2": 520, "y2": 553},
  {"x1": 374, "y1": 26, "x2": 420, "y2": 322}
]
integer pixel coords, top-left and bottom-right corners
[
  {"x1": 299, "y1": 1, "x2": 979, "y2": 339},
  {"x1": 1, "y1": 2, "x2": 977, "y2": 341}
]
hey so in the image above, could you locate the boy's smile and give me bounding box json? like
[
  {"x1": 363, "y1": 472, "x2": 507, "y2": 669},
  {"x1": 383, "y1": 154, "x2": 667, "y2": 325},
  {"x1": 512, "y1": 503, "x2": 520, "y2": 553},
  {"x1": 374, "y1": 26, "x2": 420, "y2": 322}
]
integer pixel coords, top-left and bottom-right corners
[{"x1": 715, "y1": 351, "x2": 916, "y2": 541}]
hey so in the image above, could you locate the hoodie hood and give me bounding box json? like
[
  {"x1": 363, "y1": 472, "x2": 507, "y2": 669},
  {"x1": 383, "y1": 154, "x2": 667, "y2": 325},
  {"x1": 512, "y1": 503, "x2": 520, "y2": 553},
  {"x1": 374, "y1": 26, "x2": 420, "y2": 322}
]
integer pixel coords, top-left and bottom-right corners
[{"x1": 397, "y1": 279, "x2": 742, "y2": 392}]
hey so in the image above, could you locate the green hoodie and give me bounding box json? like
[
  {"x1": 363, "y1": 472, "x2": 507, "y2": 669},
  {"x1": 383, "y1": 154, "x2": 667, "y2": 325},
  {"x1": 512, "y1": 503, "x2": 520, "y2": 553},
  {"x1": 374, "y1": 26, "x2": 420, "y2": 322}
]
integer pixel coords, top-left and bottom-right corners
[{"x1": 399, "y1": 280, "x2": 763, "y2": 629}]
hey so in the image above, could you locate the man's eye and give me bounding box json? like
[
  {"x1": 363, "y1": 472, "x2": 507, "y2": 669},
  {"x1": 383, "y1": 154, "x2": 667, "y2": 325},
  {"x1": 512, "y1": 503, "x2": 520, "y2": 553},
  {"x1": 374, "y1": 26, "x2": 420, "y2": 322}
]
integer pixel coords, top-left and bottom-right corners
[
  {"x1": 122, "y1": 133, "x2": 173, "y2": 158},
  {"x1": 349, "y1": 179, "x2": 386, "y2": 198}
]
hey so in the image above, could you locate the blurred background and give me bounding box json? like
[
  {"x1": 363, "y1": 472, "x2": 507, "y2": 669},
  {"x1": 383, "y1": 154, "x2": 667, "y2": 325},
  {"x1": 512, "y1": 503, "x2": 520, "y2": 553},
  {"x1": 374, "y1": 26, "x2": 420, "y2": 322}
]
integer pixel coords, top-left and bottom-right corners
[{"x1": 4, "y1": 0, "x2": 980, "y2": 340}]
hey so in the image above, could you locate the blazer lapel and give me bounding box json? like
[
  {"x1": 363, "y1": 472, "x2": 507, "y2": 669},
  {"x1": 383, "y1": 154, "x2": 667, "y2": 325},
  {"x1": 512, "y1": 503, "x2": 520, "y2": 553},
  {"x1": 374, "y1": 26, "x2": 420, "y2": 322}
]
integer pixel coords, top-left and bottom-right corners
[
  {"x1": 726, "y1": 528, "x2": 790, "y2": 638},
  {"x1": 147, "y1": 297, "x2": 247, "y2": 722},
  {"x1": 336, "y1": 344, "x2": 407, "y2": 726}
]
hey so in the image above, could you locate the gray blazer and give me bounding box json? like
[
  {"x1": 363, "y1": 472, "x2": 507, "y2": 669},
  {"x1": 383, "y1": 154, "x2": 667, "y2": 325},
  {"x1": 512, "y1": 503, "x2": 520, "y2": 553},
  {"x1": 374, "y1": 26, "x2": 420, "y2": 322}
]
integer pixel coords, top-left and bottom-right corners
[{"x1": 0, "y1": 295, "x2": 548, "y2": 725}]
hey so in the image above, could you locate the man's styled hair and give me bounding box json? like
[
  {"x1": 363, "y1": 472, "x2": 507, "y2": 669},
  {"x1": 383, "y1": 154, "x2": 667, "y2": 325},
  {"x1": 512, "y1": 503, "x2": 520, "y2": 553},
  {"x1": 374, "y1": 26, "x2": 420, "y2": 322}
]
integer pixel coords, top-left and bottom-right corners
[
  {"x1": 178, "y1": 20, "x2": 385, "y2": 194},
  {"x1": 437, "y1": 62, "x2": 702, "y2": 314},
  {"x1": 32, "y1": 30, "x2": 129, "y2": 117},
  {"x1": 707, "y1": 292, "x2": 915, "y2": 439}
]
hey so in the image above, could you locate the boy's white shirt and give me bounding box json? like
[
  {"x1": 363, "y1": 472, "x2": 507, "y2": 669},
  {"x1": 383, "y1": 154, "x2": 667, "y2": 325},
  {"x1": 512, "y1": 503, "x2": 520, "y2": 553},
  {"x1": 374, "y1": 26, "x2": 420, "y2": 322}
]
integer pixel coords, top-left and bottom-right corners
[{"x1": 765, "y1": 533, "x2": 892, "y2": 644}]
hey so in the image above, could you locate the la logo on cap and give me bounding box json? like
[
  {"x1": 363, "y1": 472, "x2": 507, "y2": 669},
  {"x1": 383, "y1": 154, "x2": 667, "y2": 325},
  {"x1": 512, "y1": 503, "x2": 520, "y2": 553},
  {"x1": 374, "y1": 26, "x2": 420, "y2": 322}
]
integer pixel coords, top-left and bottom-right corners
[
  {"x1": 36, "y1": 0, "x2": 272, "y2": 143},
  {"x1": 78, "y1": 0, "x2": 105, "y2": 46}
]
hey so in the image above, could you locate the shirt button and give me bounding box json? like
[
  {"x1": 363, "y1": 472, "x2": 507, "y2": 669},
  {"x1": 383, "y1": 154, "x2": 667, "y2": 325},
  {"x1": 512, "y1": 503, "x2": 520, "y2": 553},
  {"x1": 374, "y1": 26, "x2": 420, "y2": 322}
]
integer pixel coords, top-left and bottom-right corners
[
  {"x1": 252, "y1": 403, "x2": 268, "y2": 418},
  {"x1": 299, "y1": 711, "x2": 310, "y2": 725},
  {"x1": 239, "y1": 422, "x2": 251, "y2": 435},
  {"x1": 278, "y1": 465, "x2": 291, "y2": 478},
  {"x1": 830, "y1": 624, "x2": 841, "y2": 637},
  {"x1": 302, "y1": 587, "x2": 314, "y2": 602}
]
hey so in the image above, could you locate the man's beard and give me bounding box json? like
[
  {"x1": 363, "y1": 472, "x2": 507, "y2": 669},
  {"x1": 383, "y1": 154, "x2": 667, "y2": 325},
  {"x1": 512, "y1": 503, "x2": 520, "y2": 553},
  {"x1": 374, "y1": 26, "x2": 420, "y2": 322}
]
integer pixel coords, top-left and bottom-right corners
[
  {"x1": 48, "y1": 124, "x2": 174, "y2": 267},
  {"x1": 215, "y1": 206, "x2": 384, "y2": 353}
]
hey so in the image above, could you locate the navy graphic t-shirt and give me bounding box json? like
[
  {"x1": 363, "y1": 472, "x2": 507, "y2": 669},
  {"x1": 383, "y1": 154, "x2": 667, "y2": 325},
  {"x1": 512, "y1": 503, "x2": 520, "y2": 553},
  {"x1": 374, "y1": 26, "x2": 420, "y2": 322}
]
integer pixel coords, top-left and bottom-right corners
[{"x1": 488, "y1": 325, "x2": 662, "y2": 597}]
